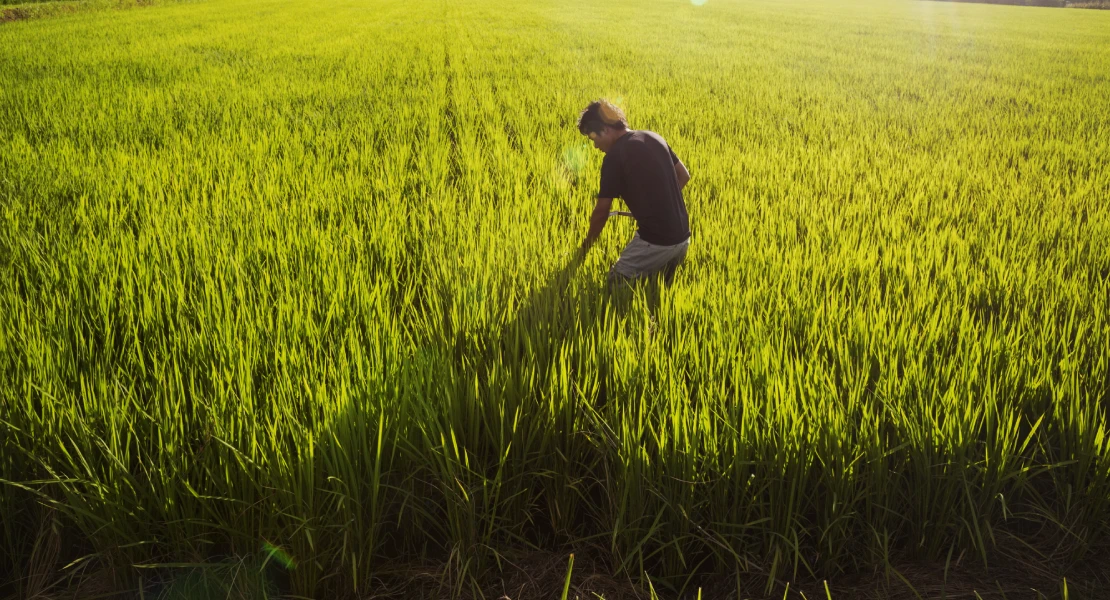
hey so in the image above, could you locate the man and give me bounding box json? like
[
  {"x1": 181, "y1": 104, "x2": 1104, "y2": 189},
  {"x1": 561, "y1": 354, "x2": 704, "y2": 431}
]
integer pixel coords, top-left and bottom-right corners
[{"x1": 576, "y1": 99, "x2": 692, "y2": 286}]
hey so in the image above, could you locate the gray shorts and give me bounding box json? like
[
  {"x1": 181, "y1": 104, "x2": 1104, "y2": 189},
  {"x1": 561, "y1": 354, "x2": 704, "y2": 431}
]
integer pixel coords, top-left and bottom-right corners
[{"x1": 608, "y1": 233, "x2": 690, "y2": 284}]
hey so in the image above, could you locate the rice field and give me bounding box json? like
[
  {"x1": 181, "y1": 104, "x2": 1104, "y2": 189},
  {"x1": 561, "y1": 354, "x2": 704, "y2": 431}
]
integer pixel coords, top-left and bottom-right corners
[{"x1": 1, "y1": 0, "x2": 1109, "y2": 597}]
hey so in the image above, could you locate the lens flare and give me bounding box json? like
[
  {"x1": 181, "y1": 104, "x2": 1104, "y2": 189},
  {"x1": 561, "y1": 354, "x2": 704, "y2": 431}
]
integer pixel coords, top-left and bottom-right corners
[
  {"x1": 262, "y1": 542, "x2": 295, "y2": 570},
  {"x1": 562, "y1": 142, "x2": 589, "y2": 175},
  {"x1": 553, "y1": 140, "x2": 591, "y2": 187}
]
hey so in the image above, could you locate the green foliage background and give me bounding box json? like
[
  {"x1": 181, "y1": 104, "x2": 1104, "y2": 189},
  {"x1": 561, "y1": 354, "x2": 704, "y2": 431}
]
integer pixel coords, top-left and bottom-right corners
[{"x1": 1, "y1": 0, "x2": 1109, "y2": 596}]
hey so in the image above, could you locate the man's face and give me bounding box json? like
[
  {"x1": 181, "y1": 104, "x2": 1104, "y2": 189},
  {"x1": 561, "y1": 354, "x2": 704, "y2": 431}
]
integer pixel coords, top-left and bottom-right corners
[{"x1": 587, "y1": 128, "x2": 617, "y2": 154}]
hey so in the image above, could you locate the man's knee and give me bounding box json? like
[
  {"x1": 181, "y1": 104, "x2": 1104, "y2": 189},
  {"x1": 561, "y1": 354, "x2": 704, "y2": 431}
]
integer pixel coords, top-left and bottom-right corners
[
  {"x1": 662, "y1": 259, "x2": 682, "y2": 286},
  {"x1": 607, "y1": 267, "x2": 634, "y2": 291}
]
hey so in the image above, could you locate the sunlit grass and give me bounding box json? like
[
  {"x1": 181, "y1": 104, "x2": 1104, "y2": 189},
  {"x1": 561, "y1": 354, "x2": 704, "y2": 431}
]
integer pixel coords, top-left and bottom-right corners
[{"x1": 1, "y1": 0, "x2": 1109, "y2": 596}]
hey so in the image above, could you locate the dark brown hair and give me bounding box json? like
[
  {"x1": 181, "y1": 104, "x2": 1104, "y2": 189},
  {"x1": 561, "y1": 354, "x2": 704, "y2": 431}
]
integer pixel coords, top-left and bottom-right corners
[{"x1": 577, "y1": 99, "x2": 628, "y2": 135}]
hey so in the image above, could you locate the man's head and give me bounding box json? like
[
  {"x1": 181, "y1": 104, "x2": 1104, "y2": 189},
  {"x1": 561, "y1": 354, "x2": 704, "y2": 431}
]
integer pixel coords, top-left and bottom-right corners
[{"x1": 578, "y1": 99, "x2": 629, "y2": 153}]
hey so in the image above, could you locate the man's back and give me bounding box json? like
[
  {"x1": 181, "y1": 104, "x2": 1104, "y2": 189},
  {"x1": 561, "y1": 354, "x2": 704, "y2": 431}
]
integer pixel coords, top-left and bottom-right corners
[{"x1": 599, "y1": 130, "x2": 690, "y2": 246}]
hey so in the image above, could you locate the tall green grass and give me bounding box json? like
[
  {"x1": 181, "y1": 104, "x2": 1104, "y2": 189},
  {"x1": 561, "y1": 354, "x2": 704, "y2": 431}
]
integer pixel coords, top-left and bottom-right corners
[{"x1": 2, "y1": 0, "x2": 1109, "y2": 596}]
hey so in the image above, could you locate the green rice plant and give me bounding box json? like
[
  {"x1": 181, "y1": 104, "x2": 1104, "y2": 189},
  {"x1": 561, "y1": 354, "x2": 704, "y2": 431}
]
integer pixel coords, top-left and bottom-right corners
[{"x1": 1, "y1": 0, "x2": 1108, "y2": 597}]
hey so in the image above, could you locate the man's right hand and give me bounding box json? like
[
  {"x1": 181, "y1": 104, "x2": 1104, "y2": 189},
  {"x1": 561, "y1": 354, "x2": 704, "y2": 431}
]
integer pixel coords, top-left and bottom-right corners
[{"x1": 582, "y1": 197, "x2": 614, "y2": 248}]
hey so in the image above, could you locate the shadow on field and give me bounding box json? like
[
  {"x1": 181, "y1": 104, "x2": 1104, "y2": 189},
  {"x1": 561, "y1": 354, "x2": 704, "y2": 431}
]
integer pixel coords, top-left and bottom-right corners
[
  {"x1": 475, "y1": 247, "x2": 672, "y2": 412},
  {"x1": 486, "y1": 251, "x2": 654, "y2": 350},
  {"x1": 481, "y1": 251, "x2": 600, "y2": 382}
]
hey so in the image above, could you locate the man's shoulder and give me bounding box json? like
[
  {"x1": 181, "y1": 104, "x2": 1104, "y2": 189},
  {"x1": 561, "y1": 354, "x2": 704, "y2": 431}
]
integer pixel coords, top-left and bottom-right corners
[{"x1": 626, "y1": 130, "x2": 670, "y2": 153}]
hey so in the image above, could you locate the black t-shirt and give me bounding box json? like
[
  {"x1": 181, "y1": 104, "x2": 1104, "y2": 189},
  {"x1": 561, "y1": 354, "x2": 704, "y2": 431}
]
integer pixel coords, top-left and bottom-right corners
[{"x1": 598, "y1": 130, "x2": 690, "y2": 246}]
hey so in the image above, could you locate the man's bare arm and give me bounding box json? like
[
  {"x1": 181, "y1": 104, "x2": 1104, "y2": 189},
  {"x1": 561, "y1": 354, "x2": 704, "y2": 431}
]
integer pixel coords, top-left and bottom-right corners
[
  {"x1": 675, "y1": 160, "x2": 691, "y2": 191},
  {"x1": 580, "y1": 197, "x2": 614, "y2": 251}
]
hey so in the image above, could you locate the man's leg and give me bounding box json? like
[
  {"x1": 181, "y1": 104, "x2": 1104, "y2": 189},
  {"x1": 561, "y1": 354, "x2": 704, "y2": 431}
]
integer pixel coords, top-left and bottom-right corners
[
  {"x1": 609, "y1": 234, "x2": 651, "y2": 284},
  {"x1": 610, "y1": 234, "x2": 690, "y2": 285},
  {"x1": 661, "y1": 242, "x2": 690, "y2": 286}
]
